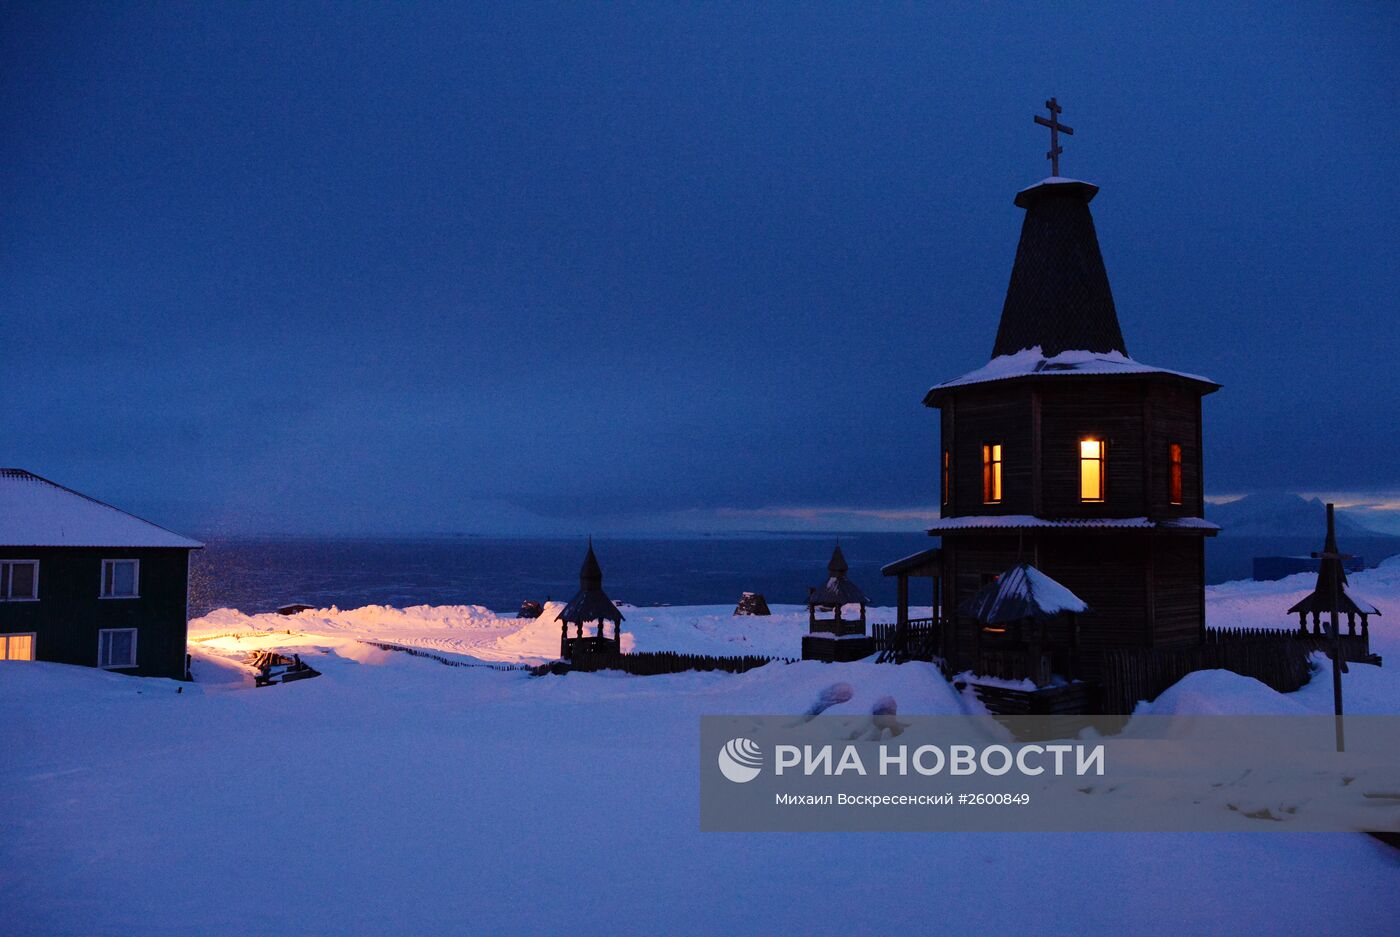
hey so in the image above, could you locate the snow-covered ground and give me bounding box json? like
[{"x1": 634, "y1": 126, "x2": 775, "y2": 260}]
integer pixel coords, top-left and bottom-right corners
[
  {"x1": 4, "y1": 565, "x2": 1400, "y2": 935},
  {"x1": 186, "y1": 600, "x2": 852, "y2": 668}
]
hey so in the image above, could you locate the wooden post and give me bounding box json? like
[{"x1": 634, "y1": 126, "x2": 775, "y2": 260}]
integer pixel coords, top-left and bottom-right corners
[
  {"x1": 1329, "y1": 571, "x2": 1345, "y2": 752},
  {"x1": 1312, "y1": 503, "x2": 1349, "y2": 752},
  {"x1": 1031, "y1": 389, "x2": 1042, "y2": 516}
]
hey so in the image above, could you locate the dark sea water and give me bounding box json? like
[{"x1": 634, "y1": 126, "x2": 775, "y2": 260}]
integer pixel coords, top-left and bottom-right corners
[
  {"x1": 187, "y1": 533, "x2": 1400, "y2": 617},
  {"x1": 186, "y1": 534, "x2": 933, "y2": 616}
]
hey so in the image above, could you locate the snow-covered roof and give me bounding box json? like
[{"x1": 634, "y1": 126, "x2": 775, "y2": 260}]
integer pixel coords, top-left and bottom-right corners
[
  {"x1": 960, "y1": 562, "x2": 1088, "y2": 624},
  {"x1": 0, "y1": 469, "x2": 203, "y2": 549},
  {"x1": 1015, "y1": 176, "x2": 1094, "y2": 198},
  {"x1": 927, "y1": 347, "x2": 1219, "y2": 397},
  {"x1": 928, "y1": 514, "x2": 1219, "y2": 534},
  {"x1": 1288, "y1": 582, "x2": 1382, "y2": 617},
  {"x1": 1343, "y1": 589, "x2": 1382, "y2": 616}
]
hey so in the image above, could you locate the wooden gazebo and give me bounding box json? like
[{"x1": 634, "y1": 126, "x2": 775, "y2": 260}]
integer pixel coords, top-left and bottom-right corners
[
  {"x1": 558, "y1": 540, "x2": 624, "y2": 660},
  {"x1": 959, "y1": 562, "x2": 1088, "y2": 687},
  {"x1": 802, "y1": 544, "x2": 875, "y2": 662},
  {"x1": 1288, "y1": 504, "x2": 1380, "y2": 646}
]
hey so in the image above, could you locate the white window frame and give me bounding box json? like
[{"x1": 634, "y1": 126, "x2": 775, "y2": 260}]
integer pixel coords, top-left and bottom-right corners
[
  {"x1": 0, "y1": 559, "x2": 40, "y2": 602},
  {"x1": 98, "y1": 628, "x2": 138, "y2": 669},
  {"x1": 100, "y1": 559, "x2": 141, "y2": 599},
  {"x1": 1, "y1": 632, "x2": 38, "y2": 661}
]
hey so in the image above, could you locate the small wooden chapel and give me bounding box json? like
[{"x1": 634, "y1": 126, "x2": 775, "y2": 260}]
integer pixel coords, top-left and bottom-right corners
[{"x1": 908, "y1": 100, "x2": 1222, "y2": 684}]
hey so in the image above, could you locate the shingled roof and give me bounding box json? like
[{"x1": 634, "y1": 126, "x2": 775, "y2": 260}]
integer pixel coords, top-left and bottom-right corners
[
  {"x1": 991, "y1": 178, "x2": 1127, "y2": 360},
  {"x1": 558, "y1": 540, "x2": 624, "y2": 625},
  {"x1": 959, "y1": 562, "x2": 1088, "y2": 624},
  {"x1": 1287, "y1": 505, "x2": 1381, "y2": 618},
  {"x1": 809, "y1": 544, "x2": 870, "y2": 607}
]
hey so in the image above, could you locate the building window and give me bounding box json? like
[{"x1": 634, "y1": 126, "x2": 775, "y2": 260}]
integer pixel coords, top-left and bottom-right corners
[
  {"x1": 98, "y1": 628, "x2": 138, "y2": 669},
  {"x1": 941, "y1": 450, "x2": 951, "y2": 505},
  {"x1": 981, "y1": 443, "x2": 1003, "y2": 503},
  {"x1": 1, "y1": 633, "x2": 36, "y2": 661},
  {"x1": 101, "y1": 559, "x2": 140, "y2": 599},
  {"x1": 1169, "y1": 443, "x2": 1183, "y2": 505},
  {"x1": 1, "y1": 560, "x2": 38, "y2": 601},
  {"x1": 1080, "y1": 439, "x2": 1106, "y2": 502}
]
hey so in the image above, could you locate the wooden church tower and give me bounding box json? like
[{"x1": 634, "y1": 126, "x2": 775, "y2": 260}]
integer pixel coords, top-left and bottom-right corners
[{"x1": 925, "y1": 100, "x2": 1220, "y2": 682}]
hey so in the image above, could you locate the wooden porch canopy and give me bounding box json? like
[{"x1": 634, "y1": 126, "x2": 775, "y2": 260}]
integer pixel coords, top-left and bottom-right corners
[{"x1": 882, "y1": 547, "x2": 942, "y2": 628}]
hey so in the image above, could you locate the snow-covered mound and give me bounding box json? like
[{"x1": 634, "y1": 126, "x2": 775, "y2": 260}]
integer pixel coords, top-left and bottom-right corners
[{"x1": 1139, "y1": 669, "x2": 1313, "y2": 716}]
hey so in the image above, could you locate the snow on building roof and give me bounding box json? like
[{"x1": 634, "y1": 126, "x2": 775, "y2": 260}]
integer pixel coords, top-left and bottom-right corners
[
  {"x1": 1287, "y1": 584, "x2": 1382, "y2": 617},
  {"x1": 960, "y1": 562, "x2": 1088, "y2": 624},
  {"x1": 927, "y1": 514, "x2": 1219, "y2": 534},
  {"x1": 926, "y1": 347, "x2": 1219, "y2": 398},
  {"x1": 0, "y1": 469, "x2": 203, "y2": 549},
  {"x1": 810, "y1": 543, "x2": 870, "y2": 606},
  {"x1": 1015, "y1": 176, "x2": 1096, "y2": 200},
  {"x1": 881, "y1": 547, "x2": 941, "y2": 577}
]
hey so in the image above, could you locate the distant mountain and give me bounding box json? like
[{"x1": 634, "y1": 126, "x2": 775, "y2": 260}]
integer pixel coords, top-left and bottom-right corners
[{"x1": 1207, "y1": 493, "x2": 1377, "y2": 538}]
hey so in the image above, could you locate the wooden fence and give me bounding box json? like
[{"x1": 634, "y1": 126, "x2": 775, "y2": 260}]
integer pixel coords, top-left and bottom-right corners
[
  {"x1": 1205, "y1": 625, "x2": 1373, "y2": 662},
  {"x1": 553, "y1": 646, "x2": 792, "y2": 677},
  {"x1": 872, "y1": 618, "x2": 942, "y2": 663},
  {"x1": 1100, "y1": 633, "x2": 1315, "y2": 715}
]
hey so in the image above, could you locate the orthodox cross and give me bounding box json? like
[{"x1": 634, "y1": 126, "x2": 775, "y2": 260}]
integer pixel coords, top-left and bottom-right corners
[{"x1": 1033, "y1": 97, "x2": 1073, "y2": 176}]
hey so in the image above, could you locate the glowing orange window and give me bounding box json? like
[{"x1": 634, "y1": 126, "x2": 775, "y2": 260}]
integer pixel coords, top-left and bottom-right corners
[
  {"x1": 1080, "y1": 439, "x2": 1105, "y2": 502},
  {"x1": 982, "y1": 443, "x2": 1003, "y2": 504},
  {"x1": 1169, "y1": 443, "x2": 1183, "y2": 505}
]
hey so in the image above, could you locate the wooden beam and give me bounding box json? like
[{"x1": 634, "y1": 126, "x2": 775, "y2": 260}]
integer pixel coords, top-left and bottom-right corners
[{"x1": 1031, "y1": 388, "x2": 1043, "y2": 516}]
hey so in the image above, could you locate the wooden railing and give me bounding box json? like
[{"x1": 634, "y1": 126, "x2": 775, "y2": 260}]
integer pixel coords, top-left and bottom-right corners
[{"x1": 872, "y1": 618, "x2": 943, "y2": 663}]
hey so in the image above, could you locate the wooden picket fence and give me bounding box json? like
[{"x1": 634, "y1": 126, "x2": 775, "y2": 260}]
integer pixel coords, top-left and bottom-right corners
[
  {"x1": 1100, "y1": 632, "x2": 1315, "y2": 715},
  {"x1": 1205, "y1": 625, "x2": 1373, "y2": 662},
  {"x1": 551, "y1": 645, "x2": 792, "y2": 677}
]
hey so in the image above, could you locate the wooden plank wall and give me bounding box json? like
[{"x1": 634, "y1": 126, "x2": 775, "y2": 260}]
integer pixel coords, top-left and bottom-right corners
[{"x1": 936, "y1": 378, "x2": 1208, "y2": 522}]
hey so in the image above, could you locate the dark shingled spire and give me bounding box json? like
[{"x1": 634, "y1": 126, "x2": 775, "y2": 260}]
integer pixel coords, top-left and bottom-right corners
[
  {"x1": 828, "y1": 543, "x2": 849, "y2": 576},
  {"x1": 559, "y1": 539, "x2": 624, "y2": 625},
  {"x1": 579, "y1": 538, "x2": 603, "y2": 589},
  {"x1": 810, "y1": 543, "x2": 868, "y2": 607},
  {"x1": 991, "y1": 179, "x2": 1128, "y2": 359}
]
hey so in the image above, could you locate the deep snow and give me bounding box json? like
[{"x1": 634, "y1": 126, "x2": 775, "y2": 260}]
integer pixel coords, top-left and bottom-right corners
[{"x1": 3, "y1": 563, "x2": 1400, "y2": 935}]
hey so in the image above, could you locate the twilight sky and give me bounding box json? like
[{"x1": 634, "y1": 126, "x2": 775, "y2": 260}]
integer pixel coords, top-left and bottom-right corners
[{"x1": 3, "y1": 3, "x2": 1399, "y2": 536}]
